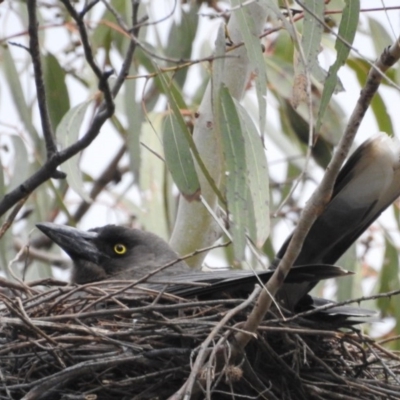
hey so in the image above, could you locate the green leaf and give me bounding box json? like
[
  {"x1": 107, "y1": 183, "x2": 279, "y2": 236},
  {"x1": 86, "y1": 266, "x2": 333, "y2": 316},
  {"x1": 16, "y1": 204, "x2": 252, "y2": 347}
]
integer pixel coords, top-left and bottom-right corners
[
  {"x1": 316, "y1": 0, "x2": 359, "y2": 131},
  {"x1": 234, "y1": 100, "x2": 270, "y2": 247},
  {"x1": 231, "y1": 0, "x2": 267, "y2": 133},
  {"x1": 368, "y1": 17, "x2": 392, "y2": 56},
  {"x1": 377, "y1": 239, "x2": 400, "y2": 316},
  {"x1": 43, "y1": 53, "x2": 70, "y2": 130},
  {"x1": 158, "y1": 71, "x2": 225, "y2": 203},
  {"x1": 139, "y1": 114, "x2": 169, "y2": 240},
  {"x1": 165, "y1": 4, "x2": 199, "y2": 88},
  {"x1": 57, "y1": 100, "x2": 92, "y2": 202},
  {"x1": 124, "y1": 67, "x2": 142, "y2": 181},
  {"x1": 217, "y1": 86, "x2": 248, "y2": 260},
  {"x1": 347, "y1": 58, "x2": 394, "y2": 135},
  {"x1": 9, "y1": 136, "x2": 30, "y2": 191},
  {"x1": 91, "y1": 0, "x2": 129, "y2": 54},
  {"x1": 1, "y1": 46, "x2": 38, "y2": 140},
  {"x1": 163, "y1": 113, "x2": 200, "y2": 200},
  {"x1": 263, "y1": 0, "x2": 297, "y2": 46},
  {"x1": 335, "y1": 244, "x2": 360, "y2": 302},
  {"x1": 212, "y1": 24, "x2": 226, "y2": 109},
  {"x1": 299, "y1": 0, "x2": 326, "y2": 82}
]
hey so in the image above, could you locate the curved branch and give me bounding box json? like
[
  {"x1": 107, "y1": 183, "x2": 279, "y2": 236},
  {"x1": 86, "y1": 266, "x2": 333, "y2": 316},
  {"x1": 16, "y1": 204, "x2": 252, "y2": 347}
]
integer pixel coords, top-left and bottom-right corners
[{"x1": 27, "y1": 0, "x2": 57, "y2": 159}]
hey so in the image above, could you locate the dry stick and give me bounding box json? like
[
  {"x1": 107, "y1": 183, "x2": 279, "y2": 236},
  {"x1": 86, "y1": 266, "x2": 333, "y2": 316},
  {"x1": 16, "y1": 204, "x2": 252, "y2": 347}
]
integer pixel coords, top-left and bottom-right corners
[
  {"x1": 1, "y1": 297, "x2": 58, "y2": 346},
  {"x1": 20, "y1": 353, "x2": 151, "y2": 400},
  {"x1": 306, "y1": 386, "x2": 361, "y2": 400},
  {"x1": 0, "y1": 316, "x2": 110, "y2": 336},
  {"x1": 373, "y1": 341, "x2": 400, "y2": 361},
  {"x1": 36, "y1": 298, "x2": 243, "y2": 323},
  {"x1": 13, "y1": 237, "x2": 70, "y2": 269},
  {"x1": 169, "y1": 287, "x2": 260, "y2": 400},
  {"x1": 234, "y1": 36, "x2": 400, "y2": 351},
  {"x1": 0, "y1": 282, "x2": 394, "y2": 398},
  {"x1": 365, "y1": 342, "x2": 400, "y2": 385},
  {"x1": 0, "y1": 196, "x2": 28, "y2": 239}
]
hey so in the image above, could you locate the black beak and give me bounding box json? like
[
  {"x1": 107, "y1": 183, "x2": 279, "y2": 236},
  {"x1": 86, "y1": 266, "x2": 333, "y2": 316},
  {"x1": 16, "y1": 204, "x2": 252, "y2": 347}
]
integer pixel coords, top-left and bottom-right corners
[{"x1": 36, "y1": 222, "x2": 104, "y2": 264}]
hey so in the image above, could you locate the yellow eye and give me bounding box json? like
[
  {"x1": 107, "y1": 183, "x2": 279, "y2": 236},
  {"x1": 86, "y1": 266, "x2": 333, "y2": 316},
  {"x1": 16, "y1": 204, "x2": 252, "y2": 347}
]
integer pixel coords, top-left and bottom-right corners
[{"x1": 113, "y1": 244, "x2": 127, "y2": 255}]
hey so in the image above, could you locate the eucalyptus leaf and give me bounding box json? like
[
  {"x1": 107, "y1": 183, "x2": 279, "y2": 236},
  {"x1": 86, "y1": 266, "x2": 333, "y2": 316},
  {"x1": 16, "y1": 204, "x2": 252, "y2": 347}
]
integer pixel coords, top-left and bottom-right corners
[
  {"x1": 43, "y1": 53, "x2": 70, "y2": 130},
  {"x1": 158, "y1": 71, "x2": 223, "y2": 202},
  {"x1": 124, "y1": 68, "x2": 142, "y2": 182},
  {"x1": 368, "y1": 17, "x2": 392, "y2": 56},
  {"x1": 165, "y1": 4, "x2": 199, "y2": 88},
  {"x1": 299, "y1": 0, "x2": 326, "y2": 83},
  {"x1": 235, "y1": 100, "x2": 270, "y2": 247},
  {"x1": 316, "y1": 0, "x2": 359, "y2": 130},
  {"x1": 9, "y1": 136, "x2": 30, "y2": 192},
  {"x1": 231, "y1": 0, "x2": 267, "y2": 133},
  {"x1": 377, "y1": 239, "x2": 400, "y2": 316},
  {"x1": 163, "y1": 113, "x2": 200, "y2": 200},
  {"x1": 1, "y1": 46, "x2": 37, "y2": 139},
  {"x1": 57, "y1": 100, "x2": 93, "y2": 202},
  {"x1": 139, "y1": 114, "x2": 169, "y2": 240},
  {"x1": 212, "y1": 24, "x2": 226, "y2": 110},
  {"x1": 347, "y1": 58, "x2": 394, "y2": 135},
  {"x1": 217, "y1": 86, "x2": 248, "y2": 260}
]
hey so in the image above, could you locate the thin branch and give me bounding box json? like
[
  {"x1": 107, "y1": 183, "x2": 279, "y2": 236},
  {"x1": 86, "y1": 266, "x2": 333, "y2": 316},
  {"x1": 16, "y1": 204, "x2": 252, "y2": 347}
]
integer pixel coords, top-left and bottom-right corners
[
  {"x1": 0, "y1": 196, "x2": 28, "y2": 239},
  {"x1": 59, "y1": 0, "x2": 114, "y2": 106},
  {"x1": 27, "y1": 0, "x2": 58, "y2": 160},
  {"x1": 111, "y1": 0, "x2": 141, "y2": 97}
]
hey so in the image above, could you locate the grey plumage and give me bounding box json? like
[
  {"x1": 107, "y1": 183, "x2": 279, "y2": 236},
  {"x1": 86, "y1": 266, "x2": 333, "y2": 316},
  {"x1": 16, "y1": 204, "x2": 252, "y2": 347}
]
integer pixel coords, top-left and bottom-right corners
[
  {"x1": 36, "y1": 133, "x2": 400, "y2": 323},
  {"x1": 36, "y1": 222, "x2": 350, "y2": 293},
  {"x1": 275, "y1": 134, "x2": 400, "y2": 310}
]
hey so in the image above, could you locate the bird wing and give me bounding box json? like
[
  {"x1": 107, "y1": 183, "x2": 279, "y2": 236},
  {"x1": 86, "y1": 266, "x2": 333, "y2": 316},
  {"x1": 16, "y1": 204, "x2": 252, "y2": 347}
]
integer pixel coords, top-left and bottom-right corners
[
  {"x1": 147, "y1": 264, "x2": 351, "y2": 298},
  {"x1": 275, "y1": 134, "x2": 400, "y2": 310}
]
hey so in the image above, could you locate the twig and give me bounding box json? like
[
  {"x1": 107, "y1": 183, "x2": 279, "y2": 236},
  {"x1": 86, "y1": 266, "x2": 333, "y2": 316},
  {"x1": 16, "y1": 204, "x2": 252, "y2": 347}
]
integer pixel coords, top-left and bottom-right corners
[
  {"x1": 0, "y1": 196, "x2": 28, "y2": 239},
  {"x1": 27, "y1": 0, "x2": 58, "y2": 160},
  {"x1": 170, "y1": 287, "x2": 260, "y2": 400}
]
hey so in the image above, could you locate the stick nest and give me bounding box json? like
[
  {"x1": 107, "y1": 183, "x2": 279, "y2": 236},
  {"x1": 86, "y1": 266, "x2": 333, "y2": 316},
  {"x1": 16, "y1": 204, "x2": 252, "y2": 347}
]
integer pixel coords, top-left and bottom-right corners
[{"x1": 0, "y1": 279, "x2": 399, "y2": 400}]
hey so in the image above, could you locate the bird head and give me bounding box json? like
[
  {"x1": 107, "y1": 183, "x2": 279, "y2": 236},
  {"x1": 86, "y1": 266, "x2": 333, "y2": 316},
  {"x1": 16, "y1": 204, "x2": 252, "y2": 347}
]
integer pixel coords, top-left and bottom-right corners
[{"x1": 36, "y1": 223, "x2": 188, "y2": 284}]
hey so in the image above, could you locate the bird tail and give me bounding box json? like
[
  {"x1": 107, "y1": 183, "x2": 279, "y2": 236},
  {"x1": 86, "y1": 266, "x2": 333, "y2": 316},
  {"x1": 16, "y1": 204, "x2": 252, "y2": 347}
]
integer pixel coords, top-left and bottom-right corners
[{"x1": 275, "y1": 133, "x2": 400, "y2": 310}]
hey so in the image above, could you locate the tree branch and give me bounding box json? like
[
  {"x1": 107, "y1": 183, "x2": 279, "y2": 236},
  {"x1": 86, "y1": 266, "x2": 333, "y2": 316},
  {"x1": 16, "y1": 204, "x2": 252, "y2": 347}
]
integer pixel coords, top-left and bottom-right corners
[{"x1": 27, "y1": 0, "x2": 58, "y2": 160}]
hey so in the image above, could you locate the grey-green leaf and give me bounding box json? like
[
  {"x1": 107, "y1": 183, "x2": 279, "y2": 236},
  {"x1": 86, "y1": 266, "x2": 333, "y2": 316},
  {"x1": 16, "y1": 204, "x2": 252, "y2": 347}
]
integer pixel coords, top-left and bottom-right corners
[
  {"x1": 235, "y1": 100, "x2": 270, "y2": 247},
  {"x1": 163, "y1": 113, "x2": 200, "y2": 200},
  {"x1": 300, "y1": 0, "x2": 326, "y2": 83},
  {"x1": 231, "y1": 0, "x2": 267, "y2": 133},
  {"x1": 57, "y1": 100, "x2": 92, "y2": 202},
  {"x1": 217, "y1": 85, "x2": 248, "y2": 260},
  {"x1": 124, "y1": 67, "x2": 142, "y2": 182},
  {"x1": 1, "y1": 46, "x2": 37, "y2": 139},
  {"x1": 43, "y1": 53, "x2": 70, "y2": 130},
  {"x1": 316, "y1": 0, "x2": 359, "y2": 131},
  {"x1": 9, "y1": 135, "x2": 30, "y2": 192}
]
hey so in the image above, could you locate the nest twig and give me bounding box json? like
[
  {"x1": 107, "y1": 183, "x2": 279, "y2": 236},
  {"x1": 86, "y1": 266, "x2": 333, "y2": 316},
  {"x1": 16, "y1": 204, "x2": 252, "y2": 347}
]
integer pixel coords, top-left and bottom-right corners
[{"x1": 0, "y1": 279, "x2": 399, "y2": 400}]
